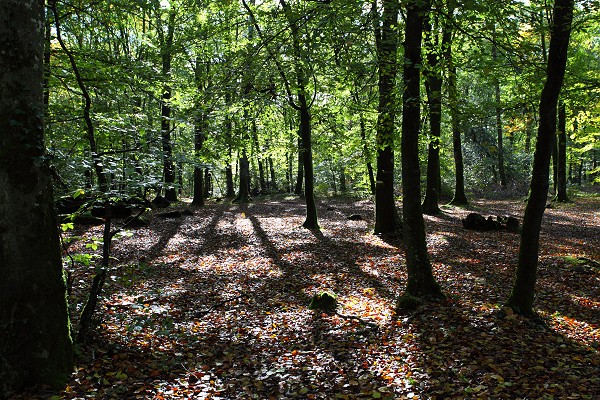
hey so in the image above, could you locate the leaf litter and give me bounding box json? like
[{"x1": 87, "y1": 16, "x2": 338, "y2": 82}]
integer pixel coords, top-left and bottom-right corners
[{"x1": 13, "y1": 194, "x2": 600, "y2": 399}]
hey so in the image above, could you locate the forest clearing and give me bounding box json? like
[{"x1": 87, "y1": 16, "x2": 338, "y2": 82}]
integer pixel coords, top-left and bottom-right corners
[
  {"x1": 2, "y1": 0, "x2": 600, "y2": 398},
  {"x1": 13, "y1": 192, "x2": 600, "y2": 400}
]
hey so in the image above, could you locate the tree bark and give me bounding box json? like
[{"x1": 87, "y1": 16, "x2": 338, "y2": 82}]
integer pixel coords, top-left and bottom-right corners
[
  {"x1": 506, "y1": 0, "x2": 574, "y2": 316},
  {"x1": 400, "y1": 0, "x2": 443, "y2": 302},
  {"x1": 373, "y1": 0, "x2": 401, "y2": 235},
  {"x1": 0, "y1": 0, "x2": 73, "y2": 391},
  {"x1": 555, "y1": 101, "x2": 569, "y2": 201},
  {"x1": 160, "y1": 9, "x2": 177, "y2": 202},
  {"x1": 294, "y1": 135, "x2": 304, "y2": 195},
  {"x1": 492, "y1": 24, "x2": 507, "y2": 187},
  {"x1": 192, "y1": 60, "x2": 206, "y2": 206},
  {"x1": 359, "y1": 114, "x2": 376, "y2": 195},
  {"x1": 422, "y1": 10, "x2": 451, "y2": 215}
]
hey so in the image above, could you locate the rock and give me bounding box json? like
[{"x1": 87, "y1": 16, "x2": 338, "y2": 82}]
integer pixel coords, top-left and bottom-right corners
[
  {"x1": 347, "y1": 214, "x2": 363, "y2": 221},
  {"x1": 308, "y1": 292, "x2": 337, "y2": 312}
]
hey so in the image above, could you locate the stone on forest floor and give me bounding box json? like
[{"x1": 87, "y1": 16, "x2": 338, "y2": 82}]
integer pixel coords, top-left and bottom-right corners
[
  {"x1": 462, "y1": 213, "x2": 520, "y2": 233},
  {"x1": 308, "y1": 292, "x2": 337, "y2": 312}
]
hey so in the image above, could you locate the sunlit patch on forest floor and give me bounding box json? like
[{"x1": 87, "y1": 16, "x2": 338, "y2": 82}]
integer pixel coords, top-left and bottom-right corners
[{"x1": 14, "y1": 193, "x2": 600, "y2": 399}]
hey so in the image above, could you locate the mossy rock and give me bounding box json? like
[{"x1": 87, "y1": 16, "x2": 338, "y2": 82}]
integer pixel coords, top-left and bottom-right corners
[{"x1": 309, "y1": 292, "x2": 337, "y2": 312}]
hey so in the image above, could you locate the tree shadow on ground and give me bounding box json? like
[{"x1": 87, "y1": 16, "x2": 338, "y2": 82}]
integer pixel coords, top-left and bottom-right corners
[{"x1": 404, "y1": 299, "x2": 600, "y2": 398}]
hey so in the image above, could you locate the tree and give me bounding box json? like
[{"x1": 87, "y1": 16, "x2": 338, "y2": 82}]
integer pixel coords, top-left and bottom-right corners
[
  {"x1": 373, "y1": 0, "x2": 402, "y2": 235},
  {"x1": 156, "y1": 3, "x2": 178, "y2": 202},
  {"x1": 399, "y1": 0, "x2": 443, "y2": 306},
  {"x1": 422, "y1": 2, "x2": 453, "y2": 215},
  {"x1": 0, "y1": 0, "x2": 73, "y2": 392},
  {"x1": 505, "y1": 0, "x2": 574, "y2": 316},
  {"x1": 555, "y1": 101, "x2": 569, "y2": 201}
]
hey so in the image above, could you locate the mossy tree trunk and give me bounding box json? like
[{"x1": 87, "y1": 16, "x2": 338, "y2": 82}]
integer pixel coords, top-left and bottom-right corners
[
  {"x1": 506, "y1": 0, "x2": 574, "y2": 316},
  {"x1": 0, "y1": 0, "x2": 73, "y2": 392}
]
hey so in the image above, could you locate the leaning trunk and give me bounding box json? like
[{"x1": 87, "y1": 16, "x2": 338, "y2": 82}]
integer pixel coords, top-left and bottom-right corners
[{"x1": 506, "y1": 0, "x2": 574, "y2": 316}]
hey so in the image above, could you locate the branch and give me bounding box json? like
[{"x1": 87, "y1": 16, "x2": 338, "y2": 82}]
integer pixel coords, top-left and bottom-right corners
[{"x1": 241, "y1": 0, "x2": 299, "y2": 110}]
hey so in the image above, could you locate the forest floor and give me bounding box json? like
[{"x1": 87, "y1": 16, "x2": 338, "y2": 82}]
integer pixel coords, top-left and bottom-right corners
[{"x1": 15, "y1": 191, "x2": 600, "y2": 399}]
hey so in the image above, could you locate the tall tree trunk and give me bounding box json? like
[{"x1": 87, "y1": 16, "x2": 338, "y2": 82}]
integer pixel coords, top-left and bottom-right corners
[
  {"x1": 224, "y1": 93, "x2": 235, "y2": 197},
  {"x1": 294, "y1": 135, "x2": 304, "y2": 195},
  {"x1": 252, "y1": 121, "x2": 267, "y2": 193},
  {"x1": 556, "y1": 101, "x2": 569, "y2": 201},
  {"x1": 0, "y1": 0, "x2": 73, "y2": 391},
  {"x1": 422, "y1": 10, "x2": 451, "y2": 215},
  {"x1": 399, "y1": 0, "x2": 443, "y2": 305},
  {"x1": 373, "y1": 0, "x2": 401, "y2": 235},
  {"x1": 492, "y1": 24, "x2": 507, "y2": 187},
  {"x1": 192, "y1": 59, "x2": 206, "y2": 205},
  {"x1": 50, "y1": 0, "x2": 107, "y2": 191},
  {"x1": 236, "y1": 149, "x2": 251, "y2": 203},
  {"x1": 268, "y1": 157, "x2": 277, "y2": 191},
  {"x1": 192, "y1": 116, "x2": 205, "y2": 205},
  {"x1": 298, "y1": 99, "x2": 319, "y2": 229},
  {"x1": 449, "y1": 68, "x2": 468, "y2": 205},
  {"x1": 160, "y1": 10, "x2": 177, "y2": 202},
  {"x1": 505, "y1": 0, "x2": 574, "y2": 316},
  {"x1": 359, "y1": 111, "x2": 376, "y2": 195}
]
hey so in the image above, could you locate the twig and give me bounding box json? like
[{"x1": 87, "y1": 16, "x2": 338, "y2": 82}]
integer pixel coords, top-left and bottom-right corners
[{"x1": 194, "y1": 294, "x2": 249, "y2": 318}]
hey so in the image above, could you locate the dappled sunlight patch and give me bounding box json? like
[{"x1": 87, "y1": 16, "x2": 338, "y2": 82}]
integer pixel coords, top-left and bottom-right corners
[{"x1": 53, "y1": 197, "x2": 600, "y2": 400}]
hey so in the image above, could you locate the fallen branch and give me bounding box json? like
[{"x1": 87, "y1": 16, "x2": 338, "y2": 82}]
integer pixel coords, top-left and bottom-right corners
[{"x1": 194, "y1": 294, "x2": 249, "y2": 318}]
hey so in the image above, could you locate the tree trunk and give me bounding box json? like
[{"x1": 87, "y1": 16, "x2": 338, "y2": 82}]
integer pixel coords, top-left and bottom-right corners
[
  {"x1": 0, "y1": 0, "x2": 73, "y2": 391},
  {"x1": 422, "y1": 11, "x2": 450, "y2": 215},
  {"x1": 373, "y1": 0, "x2": 401, "y2": 235},
  {"x1": 50, "y1": 0, "x2": 107, "y2": 191},
  {"x1": 294, "y1": 133, "x2": 304, "y2": 195},
  {"x1": 556, "y1": 101, "x2": 569, "y2": 201},
  {"x1": 203, "y1": 169, "x2": 211, "y2": 198},
  {"x1": 448, "y1": 67, "x2": 468, "y2": 205},
  {"x1": 160, "y1": 10, "x2": 177, "y2": 202},
  {"x1": 399, "y1": 0, "x2": 443, "y2": 303},
  {"x1": 492, "y1": 24, "x2": 507, "y2": 187},
  {"x1": 505, "y1": 0, "x2": 574, "y2": 316},
  {"x1": 359, "y1": 114, "x2": 376, "y2": 195},
  {"x1": 269, "y1": 157, "x2": 277, "y2": 191},
  {"x1": 299, "y1": 100, "x2": 319, "y2": 229},
  {"x1": 192, "y1": 59, "x2": 207, "y2": 206},
  {"x1": 236, "y1": 150, "x2": 251, "y2": 203}
]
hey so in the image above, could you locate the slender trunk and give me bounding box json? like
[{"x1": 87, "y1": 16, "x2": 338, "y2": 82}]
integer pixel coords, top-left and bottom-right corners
[
  {"x1": 373, "y1": 0, "x2": 401, "y2": 235},
  {"x1": 161, "y1": 11, "x2": 177, "y2": 202},
  {"x1": 294, "y1": 131, "x2": 304, "y2": 195},
  {"x1": 224, "y1": 94, "x2": 235, "y2": 197},
  {"x1": 299, "y1": 99, "x2": 319, "y2": 229},
  {"x1": 359, "y1": 112, "x2": 376, "y2": 195},
  {"x1": 203, "y1": 169, "x2": 211, "y2": 198},
  {"x1": 449, "y1": 68, "x2": 468, "y2": 205},
  {"x1": 556, "y1": 101, "x2": 569, "y2": 201},
  {"x1": 492, "y1": 25, "x2": 507, "y2": 187},
  {"x1": 506, "y1": 0, "x2": 574, "y2": 316},
  {"x1": 269, "y1": 157, "x2": 277, "y2": 191},
  {"x1": 252, "y1": 121, "x2": 266, "y2": 193},
  {"x1": 50, "y1": 0, "x2": 106, "y2": 191},
  {"x1": 422, "y1": 11, "x2": 450, "y2": 214},
  {"x1": 400, "y1": 0, "x2": 443, "y2": 302},
  {"x1": 192, "y1": 115, "x2": 205, "y2": 205}
]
